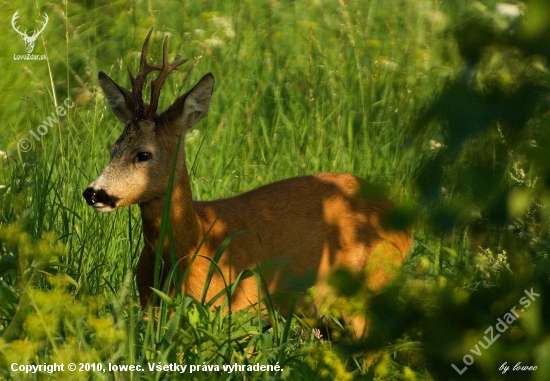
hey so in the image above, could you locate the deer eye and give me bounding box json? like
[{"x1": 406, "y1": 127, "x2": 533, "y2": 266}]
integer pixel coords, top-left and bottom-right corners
[{"x1": 135, "y1": 152, "x2": 152, "y2": 162}]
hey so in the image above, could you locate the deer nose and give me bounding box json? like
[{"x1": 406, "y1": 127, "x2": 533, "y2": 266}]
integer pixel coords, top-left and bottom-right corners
[
  {"x1": 83, "y1": 187, "x2": 98, "y2": 206},
  {"x1": 82, "y1": 187, "x2": 120, "y2": 209}
]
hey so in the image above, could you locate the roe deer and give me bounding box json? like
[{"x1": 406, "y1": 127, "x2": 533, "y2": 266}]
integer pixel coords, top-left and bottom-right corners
[{"x1": 83, "y1": 29, "x2": 412, "y2": 335}]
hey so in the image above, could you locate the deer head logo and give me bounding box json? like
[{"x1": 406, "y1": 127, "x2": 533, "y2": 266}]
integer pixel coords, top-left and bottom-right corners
[{"x1": 11, "y1": 11, "x2": 49, "y2": 54}]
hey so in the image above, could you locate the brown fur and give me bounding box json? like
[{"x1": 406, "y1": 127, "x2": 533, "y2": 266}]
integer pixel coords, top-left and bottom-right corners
[{"x1": 84, "y1": 32, "x2": 412, "y2": 336}]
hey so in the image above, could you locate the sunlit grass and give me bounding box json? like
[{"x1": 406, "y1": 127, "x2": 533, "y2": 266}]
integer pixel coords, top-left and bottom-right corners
[{"x1": 0, "y1": 0, "x2": 459, "y2": 379}]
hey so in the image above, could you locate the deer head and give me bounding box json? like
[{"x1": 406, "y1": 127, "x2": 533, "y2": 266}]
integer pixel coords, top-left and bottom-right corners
[
  {"x1": 11, "y1": 11, "x2": 49, "y2": 54},
  {"x1": 83, "y1": 29, "x2": 214, "y2": 211}
]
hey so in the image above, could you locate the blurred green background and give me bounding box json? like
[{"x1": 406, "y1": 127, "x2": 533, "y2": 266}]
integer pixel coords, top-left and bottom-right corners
[{"x1": 1, "y1": 0, "x2": 550, "y2": 380}]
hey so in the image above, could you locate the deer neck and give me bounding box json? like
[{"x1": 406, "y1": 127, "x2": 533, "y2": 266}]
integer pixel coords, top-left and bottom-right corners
[{"x1": 139, "y1": 166, "x2": 200, "y2": 266}]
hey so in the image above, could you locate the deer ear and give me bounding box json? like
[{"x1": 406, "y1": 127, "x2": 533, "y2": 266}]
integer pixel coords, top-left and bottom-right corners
[
  {"x1": 98, "y1": 71, "x2": 137, "y2": 124},
  {"x1": 162, "y1": 73, "x2": 214, "y2": 132}
]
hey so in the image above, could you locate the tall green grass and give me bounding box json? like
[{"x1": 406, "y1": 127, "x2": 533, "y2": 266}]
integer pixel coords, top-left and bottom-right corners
[{"x1": 0, "y1": 0, "x2": 488, "y2": 379}]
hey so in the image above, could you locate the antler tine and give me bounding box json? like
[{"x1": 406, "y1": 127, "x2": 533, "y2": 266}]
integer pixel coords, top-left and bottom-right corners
[
  {"x1": 31, "y1": 14, "x2": 49, "y2": 38},
  {"x1": 145, "y1": 35, "x2": 190, "y2": 119},
  {"x1": 11, "y1": 11, "x2": 28, "y2": 38},
  {"x1": 128, "y1": 29, "x2": 162, "y2": 117}
]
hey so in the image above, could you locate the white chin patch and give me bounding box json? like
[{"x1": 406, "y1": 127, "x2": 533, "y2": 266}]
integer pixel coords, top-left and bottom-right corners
[{"x1": 92, "y1": 203, "x2": 116, "y2": 213}]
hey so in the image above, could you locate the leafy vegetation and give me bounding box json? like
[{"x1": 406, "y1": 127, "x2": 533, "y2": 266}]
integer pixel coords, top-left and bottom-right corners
[{"x1": 1, "y1": 0, "x2": 550, "y2": 380}]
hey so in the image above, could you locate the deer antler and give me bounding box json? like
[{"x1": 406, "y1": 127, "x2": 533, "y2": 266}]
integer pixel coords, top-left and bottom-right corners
[
  {"x1": 145, "y1": 36, "x2": 189, "y2": 119},
  {"x1": 30, "y1": 14, "x2": 49, "y2": 39},
  {"x1": 11, "y1": 11, "x2": 28, "y2": 38},
  {"x1": 11, "y1": 12, "x2": 48, "y2": 39},
  {"x1": 128, "y1": 29, "x2": 161, "y2": 118},
  {"x1": 12, "y1": 12, "x2": 49, "y2": 53},
  {"x1": 128, "y1": 29, "x2": 189, "y2": 120}
]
